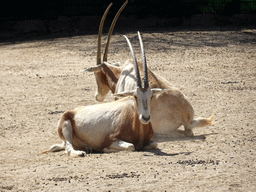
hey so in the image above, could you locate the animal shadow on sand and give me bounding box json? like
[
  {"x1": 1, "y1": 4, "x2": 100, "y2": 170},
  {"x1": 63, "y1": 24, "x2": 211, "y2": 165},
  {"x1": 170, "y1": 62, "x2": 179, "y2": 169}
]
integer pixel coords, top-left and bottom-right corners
[
  {"x1": 144, "y1": 133, "x2": 217, "y2": 157},
  {"x1": 50, "y1": 134, "x2": 216, "y2": 156},
  {"x1": 145, "y1": 149, "x2": 193, "y2": 157}
]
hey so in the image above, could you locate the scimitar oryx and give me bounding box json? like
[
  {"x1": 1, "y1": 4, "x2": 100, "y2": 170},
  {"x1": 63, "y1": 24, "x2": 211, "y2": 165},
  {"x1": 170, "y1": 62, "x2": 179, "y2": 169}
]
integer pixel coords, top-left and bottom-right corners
[{"x1": 41, "y1": 32, "x2": 166, "y2": 157}]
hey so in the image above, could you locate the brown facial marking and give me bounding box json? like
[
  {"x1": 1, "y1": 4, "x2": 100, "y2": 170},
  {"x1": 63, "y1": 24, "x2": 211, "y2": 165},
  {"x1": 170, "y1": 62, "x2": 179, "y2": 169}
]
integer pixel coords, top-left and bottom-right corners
[
  {"x1": 138, "y1": 87, "x2": 150, "y2": 110},
  {"x1": 139, "y1": 87, "x2": 149, "y2": 92},
  {"x1": 94, "y1": 70, "x2": 109, "y2": 95},
  {"x1": 101, "y1": 64, "x2": 122, "y2": 93},
  {"x1": 142, "y1": 99, "x2": 148, "y2": 110},
  {"x1": 94, "y1": 63, "x2": 123, "y2": 101}
]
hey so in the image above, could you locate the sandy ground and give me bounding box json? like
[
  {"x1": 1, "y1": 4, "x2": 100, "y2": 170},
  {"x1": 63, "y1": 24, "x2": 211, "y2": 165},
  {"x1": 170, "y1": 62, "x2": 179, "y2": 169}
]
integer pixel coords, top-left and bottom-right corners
[{"x1": 0, "y1": 28, "x2": 255, "y2": 191}]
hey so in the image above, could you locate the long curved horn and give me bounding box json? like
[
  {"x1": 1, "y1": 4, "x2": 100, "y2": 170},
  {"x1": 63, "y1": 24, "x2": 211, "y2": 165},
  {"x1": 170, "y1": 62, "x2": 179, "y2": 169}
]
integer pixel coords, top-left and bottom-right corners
[
  {"x1": 97, "y1": 3, "x2": 113, "y2": 65},
  {"x1": 103, "y1": 0, "x2": 128, "y2": 62},
  {"x1": 123, "y1": 35, "x2": 142, "y2": 88},
  {"x1": 137, "y1": 31, "x2": 149, "y2": 88}
]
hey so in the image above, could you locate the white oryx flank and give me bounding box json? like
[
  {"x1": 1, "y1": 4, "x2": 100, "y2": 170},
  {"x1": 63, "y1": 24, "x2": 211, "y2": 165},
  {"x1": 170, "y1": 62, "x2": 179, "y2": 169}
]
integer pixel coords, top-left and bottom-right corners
[
  {"x1": 85, "y1": 1, "x2": 214, "y2": 139},
  {"x1": 41, "y1": 33, "x2": 166, "y2": 157}
]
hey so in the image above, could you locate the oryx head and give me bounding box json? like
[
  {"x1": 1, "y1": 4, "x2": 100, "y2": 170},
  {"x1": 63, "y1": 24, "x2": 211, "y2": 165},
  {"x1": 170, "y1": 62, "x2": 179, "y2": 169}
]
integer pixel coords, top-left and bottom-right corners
[
  {"x1": 92, "y1": 1, "x2": 128, "y2": 102},
  {"x1": 113, "y1": 32, "x2": 165, "y2": 124}
]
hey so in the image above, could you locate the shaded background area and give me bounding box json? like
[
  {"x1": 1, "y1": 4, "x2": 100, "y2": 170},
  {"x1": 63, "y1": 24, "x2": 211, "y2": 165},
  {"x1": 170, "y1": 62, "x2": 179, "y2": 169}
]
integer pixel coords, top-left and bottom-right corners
[
  {"x1": 2, "y1": 0, "x2": 256, "y2": 19},
  {"x1": 0, "y1": 0, "x2": 256, "y2": 42}
]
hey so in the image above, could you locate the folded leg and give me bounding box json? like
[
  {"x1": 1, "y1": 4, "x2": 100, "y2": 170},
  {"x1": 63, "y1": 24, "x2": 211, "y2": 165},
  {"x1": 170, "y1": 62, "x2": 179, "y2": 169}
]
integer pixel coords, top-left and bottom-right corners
[
  {"x1": 62, "y1": 120, "x2": 86, "y2": 157},
  {"x1": 103, "y1": 140, "x2": 135, "y2": 153}
]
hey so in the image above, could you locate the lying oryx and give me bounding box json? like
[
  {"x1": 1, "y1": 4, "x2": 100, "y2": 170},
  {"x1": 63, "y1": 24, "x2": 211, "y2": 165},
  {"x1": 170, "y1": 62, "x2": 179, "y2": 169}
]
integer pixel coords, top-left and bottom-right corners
[
  {"x1": 85, "y1": 2, "x2": 214, "y2": 139},
  {"x1": 41, "y1": 33, "x2": 165, "y2": 157}
]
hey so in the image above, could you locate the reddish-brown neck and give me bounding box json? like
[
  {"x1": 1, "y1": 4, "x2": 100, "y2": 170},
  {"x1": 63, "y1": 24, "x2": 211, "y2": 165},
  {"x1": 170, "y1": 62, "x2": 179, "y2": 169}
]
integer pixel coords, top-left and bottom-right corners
[
  {"x1": 101, "y1": 64, "x2": 122, "y2": 93},
  {"x1": 133, "y1": 111, "x2": 154, "y2": 151}
]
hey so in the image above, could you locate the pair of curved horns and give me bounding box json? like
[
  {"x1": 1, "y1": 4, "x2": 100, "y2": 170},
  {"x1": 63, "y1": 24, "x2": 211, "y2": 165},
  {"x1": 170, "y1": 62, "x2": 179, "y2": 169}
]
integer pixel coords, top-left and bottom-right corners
[
  {"x1": 124, "y1": 32, "x2": 149, "y2": 88},
  {"x1": 97, "y1": 1, "x2": 128, "y2": 65}
]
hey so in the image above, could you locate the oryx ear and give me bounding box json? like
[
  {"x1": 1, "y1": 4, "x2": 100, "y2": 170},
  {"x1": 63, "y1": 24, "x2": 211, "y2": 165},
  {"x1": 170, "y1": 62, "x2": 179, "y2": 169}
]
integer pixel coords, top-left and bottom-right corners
[
  {"x1": 84, "y1": 66, "x2": 102, "y2": 72},
  {"x1": 112, "y1": 91, "x2": 135, "y2": 98},
  {"x1": 151, "y1": 88, "x2": 169, "y2": 95}
]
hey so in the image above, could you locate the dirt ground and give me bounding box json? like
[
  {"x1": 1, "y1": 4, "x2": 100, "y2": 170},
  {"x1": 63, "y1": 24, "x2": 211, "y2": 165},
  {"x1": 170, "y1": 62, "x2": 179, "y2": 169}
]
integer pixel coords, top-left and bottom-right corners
[{"x1": 0, "y1": 27, "x2": 255, "y2": 191}]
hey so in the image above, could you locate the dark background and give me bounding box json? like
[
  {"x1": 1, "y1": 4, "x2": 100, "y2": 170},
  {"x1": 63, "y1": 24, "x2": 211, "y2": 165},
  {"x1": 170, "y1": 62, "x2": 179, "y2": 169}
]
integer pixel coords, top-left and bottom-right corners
[
  {"x1": 1, "y1": 0, "x2": 256, "y2": 42},
  {"x1": 2, "y1": 0, "x2": 256, "y2": 19}
]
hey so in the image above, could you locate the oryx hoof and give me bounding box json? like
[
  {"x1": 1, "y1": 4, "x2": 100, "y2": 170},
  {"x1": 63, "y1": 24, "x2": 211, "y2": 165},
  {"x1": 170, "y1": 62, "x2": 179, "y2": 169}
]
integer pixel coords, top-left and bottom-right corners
[
  {"x1": 184, "y1": 129, "x2": 194, "y2": 137},
  {"x1": 66, "y1": 150, "x2": 86, "y2": 157},
  {"x1": 85, "y1": 146, "x2": 93, "y2": 154}
]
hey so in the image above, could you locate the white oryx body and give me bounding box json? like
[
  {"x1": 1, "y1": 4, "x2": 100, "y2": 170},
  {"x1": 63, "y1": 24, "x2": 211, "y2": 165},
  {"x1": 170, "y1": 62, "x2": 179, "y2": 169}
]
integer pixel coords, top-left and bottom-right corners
[{"x1": 51, "y1": 96, "x2": 154, "y2": 156}]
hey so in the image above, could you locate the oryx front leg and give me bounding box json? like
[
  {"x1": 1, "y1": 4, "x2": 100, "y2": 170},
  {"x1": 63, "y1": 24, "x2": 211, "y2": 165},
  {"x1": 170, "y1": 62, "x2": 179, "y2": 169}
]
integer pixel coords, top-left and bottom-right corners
[
  {"x1": 62, "y1": 120, "x2": 86, "y2": 157},
  {"x1": 143, "y1": 141, "x2": 158, "y2": 150},
  {"x1": 184, "y1": 128, "x2": 194, "y2": 137},
  {"x1": 103, "y1": 140, "x2": 135, "y2": 153}
]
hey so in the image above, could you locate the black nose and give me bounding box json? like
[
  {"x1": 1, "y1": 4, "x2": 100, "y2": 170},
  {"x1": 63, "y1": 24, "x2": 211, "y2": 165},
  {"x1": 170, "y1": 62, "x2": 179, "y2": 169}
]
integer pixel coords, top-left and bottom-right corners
[{"x1": 142, "y1": 115, "x2": 151, "y2": 122}]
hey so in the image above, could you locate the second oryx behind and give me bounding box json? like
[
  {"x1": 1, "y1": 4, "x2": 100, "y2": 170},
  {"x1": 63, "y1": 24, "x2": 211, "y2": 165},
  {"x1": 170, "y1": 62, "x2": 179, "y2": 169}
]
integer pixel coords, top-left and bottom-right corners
[{"x1": 85, "y1": 2, "x2": 214, "y2": 139}]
